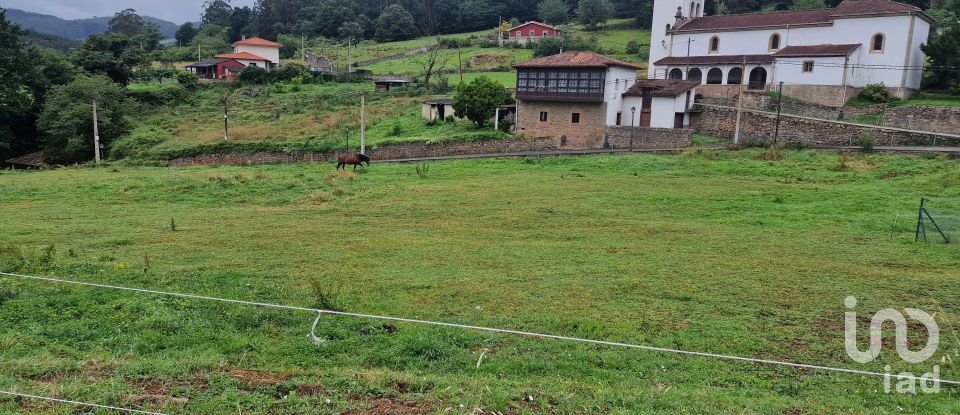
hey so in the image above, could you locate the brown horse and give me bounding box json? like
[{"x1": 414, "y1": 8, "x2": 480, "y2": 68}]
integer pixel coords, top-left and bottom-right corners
[{"x1": 336, "y1": 153, "x2": 371, "y2": 171}]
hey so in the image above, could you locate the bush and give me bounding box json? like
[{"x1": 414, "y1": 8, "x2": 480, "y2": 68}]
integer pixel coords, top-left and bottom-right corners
[
  {"x1": 857, "y1": 83, "x2": 890, "y2": 103},
  {"x1": 271, "y1": 63, "x2": 310, "y2": 83},
  {"x1": 858, "y1": 132, "x2": 876, "y2": 153},
  {"x1": 176, "y1": 71, "x2": 199, "y2": 90},
  {"x1": 238, "y1": 66, "x2": 269, "y2": 84},
  {"x1": 626, "y1": 40, "x2": 641, "y2": 55},
  {"x1": 127, "y1": 85, "x2": 189, "y2": 105}
]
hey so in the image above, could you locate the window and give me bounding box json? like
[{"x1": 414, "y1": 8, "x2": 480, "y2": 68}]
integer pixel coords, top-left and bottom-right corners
[
  {"x1": 544, "y1": 31, "x2": 549, "y2": 36},
  {"x1": 709, "y1": 36, "x2": 719, "y2": 53},
  {"x1": 529, "y1": 30, "x2": 535, "y2": 37},
  {"x1": 871, "y1": 33, "x2": 884, "y2": 53},
  {"x1": 539, "y1": 112, "x2": 548, "y2": 122},
  {"x1": 666, "y1": 24, "x2": 671, "y2": 35},
  {"x1": 616, "y1": 112, "x2": 622, "y2": 126},
  {"x1": 769, "y1": 33, "x2": 781, "y2": 50},
  {"x1": 696, "y1": 3, "x2": 701, "y2": 17},
  {"x1": 690, "y1": 2, "x2": 695, "y2": 17},
  {"x1": 706, "y1": 67, "x2": 723, "y2": 84},
  {"x1": 669, "y1": 68, "x2": 683, "y2": 80},
  {"x1": 571, "y1": 113, "x2": 581, "y2": 124},
  {"x1": 688, "y1": 68, "x2": 703, "y2": 83},
  {"x1": 802, "y1": 61, "x2": 814, "y2": 72}
]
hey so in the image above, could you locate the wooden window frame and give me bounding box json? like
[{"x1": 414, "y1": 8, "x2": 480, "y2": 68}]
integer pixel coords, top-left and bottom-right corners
[{"x1": 870, "y1": 33, "x2": 885, "y2": 53}]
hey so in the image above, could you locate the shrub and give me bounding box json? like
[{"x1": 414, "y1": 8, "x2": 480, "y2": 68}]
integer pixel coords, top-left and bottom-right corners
[
  {"x1": 857, "y1": 83, "x2": 890, "y2": 103},
  {"x1": 626, "y1": 40, "x2": 641, "y2": 55},
  {"x1": 271, "y1": 63, "x2": 310, "y2": 83},
  {"x1": 127, "y1": 85, "x2": 189, "y2": 105},
  {"x1": 761, "y1": 141, "x2": 785, "y2": 161},
  {"x1": 176, "y1": 71, "x2": 199, "y2": 90},
  {"x1": 238, "y1": 66, "x2": 269, "y2": 85},
  {"x1": 858, "y1": 132, "x2": 876, "y2": 153}
]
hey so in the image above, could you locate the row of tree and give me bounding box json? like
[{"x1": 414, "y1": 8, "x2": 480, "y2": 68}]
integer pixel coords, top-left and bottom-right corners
[{"x1": 181, "y1": 0, "x2": 656, "y2": 44}]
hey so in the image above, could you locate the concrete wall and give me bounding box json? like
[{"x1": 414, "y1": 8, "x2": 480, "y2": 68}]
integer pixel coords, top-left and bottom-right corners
[
  {"x1": 604, "y1": 67, "x2": 641, "y2": 125},
  {"x1": 693, "y1": 105, "x2": 960, "y2": 147},
  {"x1": 517, "y1": 100, "x2": 607, "y2": 149}
]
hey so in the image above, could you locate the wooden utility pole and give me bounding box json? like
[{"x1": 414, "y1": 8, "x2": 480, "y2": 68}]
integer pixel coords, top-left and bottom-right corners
[
  {"x1": 223, "y1": 95, "x2": 229, "y2": 141},
  {"x1": 348, "y1": 38, "x2": 353, "y2": 74},
  {"x1": 92, "y1": 100, "x2": 101, "y2": 165},
  {"x1": 774, "y1": 81, "x2": 784, "y2": 143},
  {"x1": 360, "y1": 93, "x2": 366, "y2": 155},
  {"x1": 301, "y1": 33, "x2": 305, "y2": 63},
  {"x1": 733, "y1": 56, "x2": 746, "y2": 144}
]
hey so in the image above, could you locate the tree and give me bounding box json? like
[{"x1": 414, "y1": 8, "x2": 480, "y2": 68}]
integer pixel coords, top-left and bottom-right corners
[
  {"x1": 37, "y1": 74, "x2": 130, "y2": 163},
  {"x1": 71, "y1": 33, "x2": 146, "y2": 85},
  {"x1": 108, "y1": 9, "x2": 145, "y2": 36},
  {"x1": 176, "y1": 23, "x2": 199, "y2": 46},
  {"x1": 790, "y1": 0, "x2": 826, "y2": 10},
  {"x1": 453, "y1": 76, "x2": 512, "y2": 128},
  {"x1": 338, "y1": 21, "x2": 366, "y2": 40},
  {"x1": 133, "y1": 23, "x2": 163, "y2": 52},
  {"x1": 922, "y1": 22, "x2": 960, "y2": 91},
  {"x1": 537, "y1": 0, "x2": 571, "y2": 25},
  {"x1": 577, "y1": 0, "x2": 614, "y2": 30},
  {"x1": 203, "y1": 0, "x2": 234, "y2": 27},
  {"x1": 375, "y1": 4, "x2": 419, "y2": 42},
  {"x1": 229, "y1": 6, "x2": 256, "y2": 42},
  {"x1": 415, "y1": 42, "x2": 450, "y2": 90}
]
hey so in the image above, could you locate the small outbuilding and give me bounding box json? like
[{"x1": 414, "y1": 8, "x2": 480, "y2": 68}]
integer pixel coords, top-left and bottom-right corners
[
  {"x1": 5, "y1": 150, "x2": 47, "y2": 169},
  {"x1": 373, "y1": 75, "x2": 414, "y2": 92},
  {"x1": 422, "y1": 99, "x2": 461, "y2": 121},
  {"x1": 621, "y1": 79, "x2": 699, "y2": 129},
  {"x1": 185, "y1": 58, "x2": 245, "y2": 80}
]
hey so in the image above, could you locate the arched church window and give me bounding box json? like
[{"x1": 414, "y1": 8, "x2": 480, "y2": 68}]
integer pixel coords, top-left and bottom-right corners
[
  {"x1": 871, "y1": 33, "x2": 885, "y2": 53},
  {"x1": 769, "y1": 33, "x2": 781, "y2": 50}
]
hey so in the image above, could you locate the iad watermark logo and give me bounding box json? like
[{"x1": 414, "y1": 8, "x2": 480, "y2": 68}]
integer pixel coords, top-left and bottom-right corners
[{"x1": 844, "y1": 296, "x2": 941, "y2": 394}]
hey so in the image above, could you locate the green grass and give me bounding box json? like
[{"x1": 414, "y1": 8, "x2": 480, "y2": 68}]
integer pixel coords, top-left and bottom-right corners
[
  {"x1": 1, "y1": 151, "x2": 958, "y2": 414},
  {"x1": 847, "y1": 92, "x2": 960, "y2": 108},
  {"x1": 118, "y1": 82, "x2": 500, "y2": 161}
]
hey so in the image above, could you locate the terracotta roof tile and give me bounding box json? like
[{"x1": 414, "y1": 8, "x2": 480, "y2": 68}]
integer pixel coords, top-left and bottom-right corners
[
  {"x1": 672, "y1": 0, "x2": 922, "y2": 32},
  {"x1": 653, "y1": 54, "x2": 775, "y2": 66},
  {"x1": 232, "y1": 37, "x2": 283, "y2": 47},
  {"x1": 513, "y1": 52, "x2": 642, "y2": 69},
  {"x1": 774, "y1": 44, "x2": 861, "y2": 57},
  {"x1": 215, "y1": 52, "x2": 271, "y2": 62},
  {"x1": 624, "y1": 79, "x2": 699, "y2": 97}
]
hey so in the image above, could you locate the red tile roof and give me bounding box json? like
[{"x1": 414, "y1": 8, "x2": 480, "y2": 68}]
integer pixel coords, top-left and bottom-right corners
[
  {"x1": 673, "y1": 0, "x2": 926, "y2": 33},
  {"x1": 232, "y1": 37, "x2": 283, "y2": 47},
  {"x1": 774, "y1": 44, "x2": 861, "y2": 57},
  {"x1": 624, "y1": 79, "x2": 699, "y2": 97},
  {"x1": 673, "y1": 9, "x2": 832, "y2": 32},
  {"x1": 830, "y1": 0, "x2": 921, "y2": 17},
  {"x1": 215, "y1": 52, "x2": 271, "y2": 62},
  {"x1": 653, "y1": 54, "x2": 775, "y2": 66},
  {"x1": 510, "y1": 21, "x2": 561, "y2": 32},
  {"x1": 513, "y1": 52, "x2": 642, "y2": 70}
]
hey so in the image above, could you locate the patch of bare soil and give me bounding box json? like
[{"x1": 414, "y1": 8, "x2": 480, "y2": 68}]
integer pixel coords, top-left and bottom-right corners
[
  {"x1": 226, "y1": 367, "x2": 288, "y2": 386},
  {"x1": 342, "y1": 398, "x2": 435, "y2": 415}
]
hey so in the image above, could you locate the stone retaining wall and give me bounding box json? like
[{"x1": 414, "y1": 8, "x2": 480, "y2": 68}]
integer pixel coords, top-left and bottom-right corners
[
  {"x1": 169, "y1": 137, "x2": 561, "y2": 167},
  {"x1": 693, "y1": 106, "x2": 960, "y2": 147},
  {"x1": 604, "y1": 127, "x2": 693, "y2": 149}
]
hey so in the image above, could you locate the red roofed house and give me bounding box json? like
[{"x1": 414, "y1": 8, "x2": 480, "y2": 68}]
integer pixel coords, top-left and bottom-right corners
[
  {"x1": 188, "y1": 36, "x2": 282, "y2": 78},
  {"x1": 507, "y1": 21, "x2": 561, "y2": 45},
  {"x1": 649, "y1": 0, "x2": 933, "y2": 106},
  {"x1": 514, "y1": 52, "x2": 696, "y2": 148}
]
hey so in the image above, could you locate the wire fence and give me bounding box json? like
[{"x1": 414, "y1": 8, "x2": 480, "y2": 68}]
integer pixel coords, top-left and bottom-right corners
[{"x1": 918, "y1": 198, "x2": 960, "y2": 245}]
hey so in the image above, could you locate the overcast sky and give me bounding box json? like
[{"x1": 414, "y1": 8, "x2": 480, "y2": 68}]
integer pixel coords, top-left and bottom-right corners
[{"x1": 1, "y1": 0, "x2": 256, "y2": 24}]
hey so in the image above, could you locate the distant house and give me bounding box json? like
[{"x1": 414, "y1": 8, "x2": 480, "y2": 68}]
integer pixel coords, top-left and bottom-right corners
[
  {"x1": 187, "y1": 36, "x2": 283, "y2": 78},
  {"x1": 185, "y1": 58, "x2": 245, "y2": 80},
  {"x1": 507, "y1": 21, "x2": 561, "y2": 45},
  {"x1": 373, "y1": 75, "x2": 414, "y2": 92}
]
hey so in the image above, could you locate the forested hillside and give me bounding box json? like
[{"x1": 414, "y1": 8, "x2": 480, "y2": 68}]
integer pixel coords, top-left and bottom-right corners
[{"x1": 3, "y1": 8, "x2": 179, "y2": 40}]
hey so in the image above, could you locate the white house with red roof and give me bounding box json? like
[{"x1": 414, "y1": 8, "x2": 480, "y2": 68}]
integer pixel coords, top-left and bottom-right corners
[
  {"x1": 507, "y1": 21, "x2": 562, "y2": 45},
  {"x1": 216, "y1": 37, "x2": 283, "y2": 72},
  {"x1": 649, "y1": 0, "x2": 933, "y2": 105}
]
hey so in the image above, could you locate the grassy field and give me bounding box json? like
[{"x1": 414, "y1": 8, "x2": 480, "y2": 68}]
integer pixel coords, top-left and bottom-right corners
[
  {"x1": 1, "y1": 150, "x2": 958, "y2": 414},
  {"x1": 117, "y1": 82, "x2": 505, "y2": 161},
  {"x1": 358, "y1": 19, "x2": 649, "y2": 83}
]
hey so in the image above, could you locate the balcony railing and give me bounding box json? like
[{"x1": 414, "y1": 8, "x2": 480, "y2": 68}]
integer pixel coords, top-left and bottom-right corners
[{"x1": 516, "y1": 89, "x2": 604, "y2": 102}]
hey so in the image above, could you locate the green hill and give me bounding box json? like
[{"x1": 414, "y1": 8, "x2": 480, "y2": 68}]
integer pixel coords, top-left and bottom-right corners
[{"x1": 4, "y1": 8, "x2": 179, "y2": 40}]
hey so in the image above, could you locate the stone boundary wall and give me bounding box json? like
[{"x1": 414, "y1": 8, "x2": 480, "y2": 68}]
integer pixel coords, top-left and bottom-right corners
[
  {"x1": 169, "y1": 137, "x2": 561, "y2": 167},
  {"x1": 605, "y1": 127, "x2": 693, "y2": 149},
  {"x1": 693, "y1": 105, "x2": 960, "y2": 147},
  {"x1": 884, "y1": 106, "x2": 960, "y2": 135}
]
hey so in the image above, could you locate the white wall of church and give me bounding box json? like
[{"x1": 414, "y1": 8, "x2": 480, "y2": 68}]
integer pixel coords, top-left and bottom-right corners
[{"x1": 774, "y1": 56, "x2": 847, "y2": 86}]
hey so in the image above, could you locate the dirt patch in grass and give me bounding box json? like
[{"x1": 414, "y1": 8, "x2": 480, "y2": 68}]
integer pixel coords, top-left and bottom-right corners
[
  {"x1": 295, "y1": 384, "x2": 327, "y2": 396},
  {"x1": 342, "y1": 398, "x2": 435, "y2": 415},
  {"x1": 226, "y1": 367, "x2": 288, "y2": 386}
]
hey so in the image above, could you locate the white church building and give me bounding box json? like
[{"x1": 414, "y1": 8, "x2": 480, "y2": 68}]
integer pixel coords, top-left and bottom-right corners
[{"x1": 649, "y1": 0, "x2": 933, "y2": 106}]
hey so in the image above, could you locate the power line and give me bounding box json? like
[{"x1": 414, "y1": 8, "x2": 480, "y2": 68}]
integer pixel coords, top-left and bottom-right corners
[
  {"x1": 2, "y1": 271, "x2": 958, "y2": 387},
  {"x1": 0, "y1": 390, "x2": 169, "y2": 415}
]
